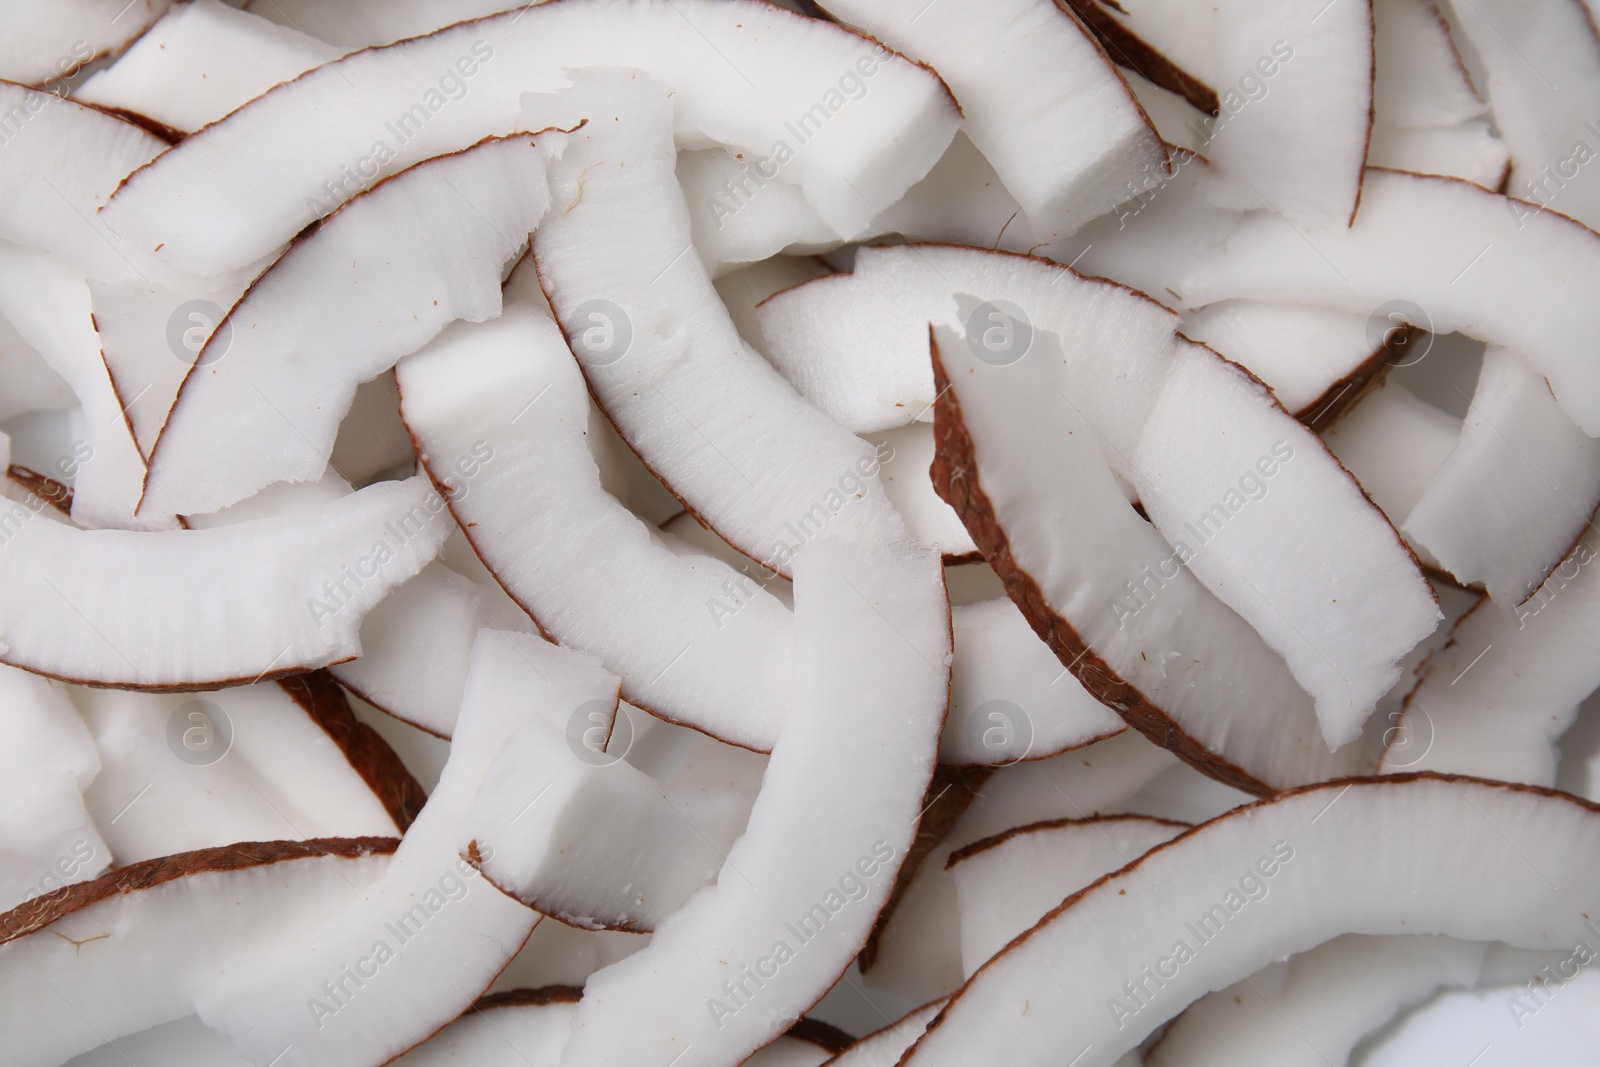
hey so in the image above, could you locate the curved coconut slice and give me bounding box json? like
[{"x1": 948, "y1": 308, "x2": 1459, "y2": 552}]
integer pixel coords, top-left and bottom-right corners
[
  {"x1": 1321, "y1": 381, "x2": 1462, "y2": 529},
  {"x1": 461, "y1": 630, "x2": 755, "y2": 932},
  {"x1": 1206, "y1": 0, "x2": 1373, "y2": 228},
  {"x1": 1174, "y1": 168, "x2": 1600, "y2": 435},
  {"x1": 140, "y1": 132, "x2": 555, "y2": 519},
  {"x1": 527, "y1": 72, "x2": 908, "y2": 576},
  {"x1": 1403, "y1": 347, "x2": 1600, "y2": 605},
  {"x1": 1450, "y1": 0, "x2": 1600, "y2": 228},
  {"x1": 948, "y1": 815, "x2": 1187, "y2": 977},
  {"x1": 76, "y1": 0, "x2": 340, "y2": 135},
  {"x1": 0, "y1": 665, "x2": 110, "y2": 912},
  {"x1": 557, "y1": 537, "x2": 949, "y2": 1066},
  {"x1": 869, "y1": 424, "x2": 976, "y2": 558},
  {"x1": 192, "y1": 632, "x2": 599, "y2": 1067},
  {"x1": 1180, "y1": 299, "x2": 1402, "y2": 425},
  {"x1": 243, "y1": 0, "x2": 542, "y2": 48},
  {"x1": 0, "y1": 836, "x2": 395, "y2": 1067},
  {"x1": 0, "y1": 0, "x2": 172, "y2": 85},
  {"x1": 862, "y1": 729, "x2": 1177, "y2": 1004},
  {"x1": 820, "y1": 0, "x2": 1166, "y2": 237},
  {"x1": 903, "y1": 775, "x2": 1600, "y2": 1066},
  {"x1": 0, "y1": 312, "x2": 73, "y2": 421},
  {"x1": 942, "y1": 598, "x2": 1125, "y2": 766},
  {"x1": 0, "y1": 83, "x2": 170, "y2": 283},
  {"x1": 1392, "y1": 541, "x2": 1600, "y2": 786},
  {"x1": 1374, "y1": 0, "x2": 1487, "y2": 128},
  {"x1": 1065, "y1": 0, "x2": 1219, "y2": 111},
  {"x1": 821, "y1": 998, "x2": 946, "y2": 1067},
  {"x1": 0, "y1": 473, "x2": 449, "y2": 688},
  {"x1": 74, "y1": 674, "x2": 418, "y2": 864},
  {"x1": 1365, "y1": 119, "x2": 1510, "y2": 189},
  {"x1": 398, "y1": 305, "x2": 796, "y2": 751},
  {"x1": 1147, "y1": 934, "x2": 1486, "y2": 1067},
  {"x1": 0, "y1": 244, "x2": 175, "y2": 530},
  {"x1": 103, "y1": 0, "x2": 962, "y2": 276}
]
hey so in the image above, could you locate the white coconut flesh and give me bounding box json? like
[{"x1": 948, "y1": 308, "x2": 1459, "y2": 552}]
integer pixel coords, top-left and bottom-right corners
[
  {"x1": 73, "y1": 679, "x2": 410, "y2": 864},
  {"x1": 866, "y1": 423, "x2": 976, "y2": 557},
  {"x1": 1146, "y1": 933, "x2": 1488, "y2": 1067},
  {"x1": 902, "y1": 775, "x2": 1600, "y2": 1066},
  {"x1": 527, "y1": 73, "x2": 910, "y2": 576},
  {"x1": 946, "y1": 815, "x2": 1188, "y2": 978},
  {"x1": 555, "y1": 537, "x2": 949, "y2": 1067},
  {"x1": 241, "y1": 0, "x2": 546, "y2": 49},
  {"x1": 1403, "y1": 347, "x2": 1600, "y2": 606},
  {"x1": 820, "y1": 998, "x2": 946, "y2": 1067},
  {"x1": 139, "y1": 132, "x2": 558, "y2": 519},
  {"x1": 460, "y1": 629, "x2": 756, "y2": 932},
  {"x1": 818, "y1": 0, "x2": 1167, "y2": 238},
  {"x1": 714, "y1": 256, "x2": 833, "y2": 353},
  {"x1": 0, "y1": 0, "x2": 173, "y2": 84},
  {"x1": 1069, "y1": 0, "x2": 1220, "y2": 106},
  {"x1": 102, "y1": 0, "x2": 962, "y2": 277},
  {"x1": 0, "y1": 311, "x2": 73, "y2": 421},
  {"x1": 75, "y1": 0, "x2": 342, "y2": 135},
  {"x1": 1366, "y1": 120, "x2": 1511, "y2": 191},
  {"x1": 1320, "y1": 380, "x2": 1464, "y2": 530},
  {"x1": 0, "y1": 474, "x2": 449, "y2": 688},
  {"x1": 0, "y1": 664, "x2": 111, "y2": 913},
  {"x1": 0, "y1": 837, "x2": 396, "y2": 1067},
  {"x1": 190, "y1": 631, "x2": 606, "y2": 1067}
]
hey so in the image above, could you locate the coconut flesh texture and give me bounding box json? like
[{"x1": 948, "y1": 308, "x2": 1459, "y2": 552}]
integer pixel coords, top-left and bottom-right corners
[{"x1": 12, "y1": 2, "x2": 1600, "y2": 1064}]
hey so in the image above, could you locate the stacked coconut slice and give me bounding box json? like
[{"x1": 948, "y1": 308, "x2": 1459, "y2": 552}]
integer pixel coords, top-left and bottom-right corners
[{"x1": 3, "y1": 0, "x2": 1600, "y2": 1063}]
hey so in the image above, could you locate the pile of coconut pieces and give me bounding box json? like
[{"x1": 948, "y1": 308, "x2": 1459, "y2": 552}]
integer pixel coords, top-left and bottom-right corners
[{"x1": 4, "y1": 0, "x2": 1600, "y2": 1064}]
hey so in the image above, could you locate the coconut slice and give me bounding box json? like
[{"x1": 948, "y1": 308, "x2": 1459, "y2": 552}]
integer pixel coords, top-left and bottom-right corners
[
  {"x1": 192, "y1": 632, "x2": 600, "y2": 1067},
  {"x1": 0, "y1": 0, "x2": 173, "y2": 84},
  {"x1": 398, "y1": 305, "x2": 796, "y2": 751},
  {"x1": 1365, "y1": 119, "x2": 1510, "y2": 190},
  {"x1": 242, "y1": 0, "x2": 545, "y2": 48},
  {"x1": 1205, "y1": 0, "x2": 1373, "y2": 228},
  {"x1": 74, "y1": 674, "x2": 419, "y2": 864},
  {"x1": 1320, "y1": 381, "x2": 1463, "y2": 529},
  {"x1": 715, "y1": 256, "x2": 833, "y2": 354},
  {"x1": 103, "y1": 0, "x2": 961, "y2": 276},
  {"x1": 527, "y1": 72, "x2": 908, "y2": 575},
  {"x1": 1147, "y1": 934, "x2": 1487, "y2": 1067},
  {"x1": 0, "y1": 665, "x2": 110, "y2": 912},
  {"x1": 868, "y1": 424, "x2": 976, "y2": 558},
  {"x1": 1392, "y1": 538, "x2": 1600, "y2": 786},
  {"x1": 461, "y1": 630, "x2": 755, "y2": 932},
  {"x1": 1403, "y1": 347, "x2": 1600, "y2": 605},
  {"x1": 903, "y1": 775, "x2": 1600, "y2": 1066},
  {"x1": 0, "y1": 473, "x2": 449, "y2": 688},
  {"x1": 820, "y1": 0, "x2": 1167, "y2": 237},
  {"x1": 139, "y1": 132, "x2": 556, "y2": 519},
  {"x1": 1449, "y1": 0, "x2": 1600, "y2": 228},
  {"x1": 492, "y1": 923, "x2": 647, "y2": 994},
  {"x1": 681, "y1": 147, "x2": 842, "y2": 273},
  {"x1": 1179, "y1": 299, "x2": 1402, "y2": 426},
  {"x1": 947, "y1": 815, "x2": 1188, "y2": 977},
  {"x1": 76, "y1": 0, "x2": 341, "y2": 134},
  {"x1": 0, "y1": 836, "x2": 395, "y2": 1067},
  {"x1": 556, "y1": 537, "x2": 949, "y2": 1066},
  {"x1": 1063, "y1": 0, "x2": 1219, "y2": 112},
  {"x1": 1173, "y1": 168, "x2": 1600, "y2": 436},
  {"x1": 821, "y1": 998, "x2": 946, "y2": 1067}
]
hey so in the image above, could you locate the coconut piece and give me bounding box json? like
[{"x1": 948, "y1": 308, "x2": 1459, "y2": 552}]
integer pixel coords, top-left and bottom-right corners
[
  {"x1": 0, "y1": 0, "x2": 173, "y2": 84},
  {"x1": 462, "y1": 631, "x2": 756, "y2": 932},
  {"x1": 680, "y1": 147, "x2": 842, "y2": 273},
  {"x1": 398, "y1": 305, "x2": 796, "y2": 750},
  {"x1": 1375, "y1": 0, "x2": 1488, "y2": 128},
  {"x1": 0, "y1": 665, "x2": 110, "y2": 913},
  {"x1": 1205, "y1": 0, "x2": 1373, "y2": 229},
  {"x1": 868, "y1": 424, "x2": 976, "y2": 558},
  {"x1": 715, "y1": 256, "x2": 833, "y2": 354},
  {"x1": 76, "y1": 0, "x2": 341, "y2": 134},
  {"x1": 491, "y1": 924, "x2": 648, "y2": 994},
  {"x1": 0, "y1": 473, "x2": 449, "y2": 688},
  {"x1": 556, "y1": 537, "x2": 949, "y2": 1066},
  {"x1": 1147, "y1": 934, "x2": 1487, "y2": 1067},
  {"x1": 1449, "y1": 0, "x2": 1600, "y2": 228},
  {"x1": 527, "y1": 73, "x2": 908, "y2": 576},
  {"x1": 242, "y1": 0, "x2": 549, "y2": 48},
  {"x1": 0, "y1": 837, "x2": 396, "y2": 1067},
  {"x1": 820, "y1": 998, "x2": 946, "y2": 1067},
  {"x1": 1062, "y1": 0, "x2": 1219, "y2": 112},
  {"x1": 192, "y1": 632, "x2": 600, "y2": 1066},
  {"x1": 1179, "y1": 299, "x2": 1400, "y2": 424},
  {"x1": 947, "y1": 815, "x2": 1188, "y2": 977},
  {"x1": 1403, "y1": 347, "x2": 1600, "y2": 605},
  {"x1": 74, "y1": 675, "x2": 416, "y2": 864},
  {"x1": 1112, "y1": 757, "x2": 1257, "y2": 826},
  {"x1": 819, "y1": 0, "x2": 1167, "y2": 237},
  {"x1": 1320, "y1": 381, "x2": 1462, "y2": 529},
  {"x1": 902, "y1": 775, "x2": 1600, "y2": 1066},
  {"x1": 1367, "y1": 120, "x2": 1510, "y2": 189},
  {"x1": 139, "y1": 133, "x2": 556, "y2": 519},
  {"x1": 103, "y1": 0, "x2": 961, "y2": 276}
]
